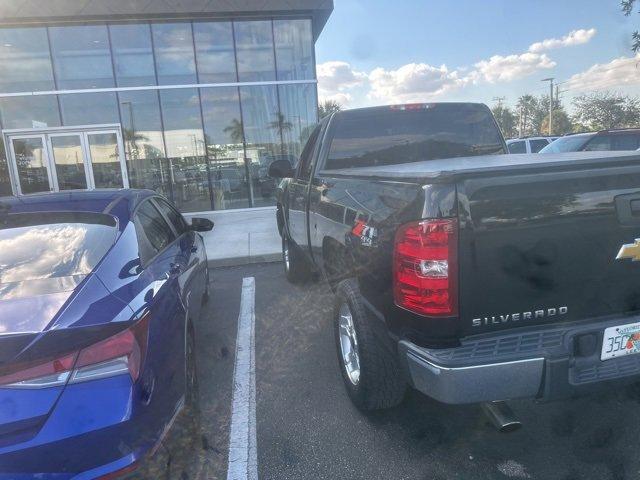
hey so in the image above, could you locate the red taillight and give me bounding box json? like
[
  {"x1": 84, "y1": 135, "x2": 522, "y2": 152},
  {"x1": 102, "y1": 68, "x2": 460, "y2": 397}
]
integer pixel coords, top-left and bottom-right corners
[
  {"x1": 393, "y1": 218, "x2": 458, "y2": 316},
  {"x1": 0, "y1": 353, "x2": 77, "y2": 388},
  {"x1": 0, "y1": 315, "x2": 150, "y2": 389}
]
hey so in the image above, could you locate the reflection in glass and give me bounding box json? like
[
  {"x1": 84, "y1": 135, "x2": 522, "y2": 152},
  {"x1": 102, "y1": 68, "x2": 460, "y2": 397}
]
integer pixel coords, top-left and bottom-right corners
[
  {"x1": 0, "y1": 138, "x2": 12, "y2": 196},
  {"x1": 278, "y1": 83, "x2": 318, "y2": 159},
  {"x1": 59, "y1": 92, "x2": 119, "y2": 126},
  {"x1": 0, "y1": 95, "x2": 61, "y2": 129},
  {"x1": 152, "y1": 23, "x2": 197, "y2": 85},
  {"x1": 160, "y1": 89, "x2": 210, "y2": 211},
  {"x1": 201, "y1": 87, "x2": 249, "y2": 210},
  {"x1": 50, "y1": 135, "x2": 87, "y2": 190},
  {"x1": 274, "y1": 20, "x2": 314, "y2": 81},
  {"x1": 0, "y1": 27, "x2": 55, "y2": 92},
  {"x1": 12, "y1": 137, "x2": 50, "y2": 194},
  {"x1": 194, "y1": 22, "x2": 237, "y2": 83},
  {"x1": 234, "y1": 21, "x2": 276, "y2": 82},
  {"x1": 49, "y1": 25, "x2": 114, "y2": 89},
  {"x1": 110, "y1": 24, "x2": 156, "y2": 87},
  {"x1": 118, "y1": 90, "x2": 170, "y2": 197},
  {"x1": 87, "y1": 133, "x2": 124, "y2": 188},
  {"x1": 239, "y1": 85, "x2": 282, "y2": 207}
]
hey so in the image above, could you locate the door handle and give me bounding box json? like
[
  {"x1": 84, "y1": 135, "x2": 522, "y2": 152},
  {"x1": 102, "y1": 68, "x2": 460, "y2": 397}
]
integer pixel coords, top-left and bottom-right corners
[{"x1": 169, "y1": 263, "x2": 182, "y2": 275}]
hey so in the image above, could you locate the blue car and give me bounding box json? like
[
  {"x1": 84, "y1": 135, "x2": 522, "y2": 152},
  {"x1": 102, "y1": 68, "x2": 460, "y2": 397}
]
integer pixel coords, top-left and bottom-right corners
[{"x1": 0, "y1": 189, "x2": 212, "y2": 479}]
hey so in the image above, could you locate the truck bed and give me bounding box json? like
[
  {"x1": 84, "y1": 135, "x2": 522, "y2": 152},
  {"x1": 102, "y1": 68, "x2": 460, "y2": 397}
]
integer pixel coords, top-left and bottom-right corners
[{"x1": 321, "y1": 151, "x2": 640, "y2": 183}]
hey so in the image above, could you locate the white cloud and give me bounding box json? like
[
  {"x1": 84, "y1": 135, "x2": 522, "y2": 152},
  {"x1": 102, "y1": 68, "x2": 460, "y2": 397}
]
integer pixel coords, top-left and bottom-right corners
[
  {"x1": 566, "y1": 55, "x2": 640, "y2": 92},
  {"x1": 472, "y1": 52, "x2": 555, "y2": 83},
  {"x1": 528, "y1": 28, "x2": 596, "y2": 53},
  {"x1": 316, "y1": 61, "x2": 368, "y2": 106},
  {"x1": 368, "y1": 63, "x2": 467, "y2": 103}
]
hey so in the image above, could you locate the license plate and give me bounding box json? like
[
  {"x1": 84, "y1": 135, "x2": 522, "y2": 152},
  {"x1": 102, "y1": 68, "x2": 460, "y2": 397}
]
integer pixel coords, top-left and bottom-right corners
[{"x1": 601, "y1": 321, "x2": 640, "y2": 360}]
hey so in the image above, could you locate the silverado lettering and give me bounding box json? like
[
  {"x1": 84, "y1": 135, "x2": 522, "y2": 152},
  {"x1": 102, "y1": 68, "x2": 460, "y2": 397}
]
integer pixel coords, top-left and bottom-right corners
[{"x1": 472, "y1": 307, "x2": 568, "y2": 327}]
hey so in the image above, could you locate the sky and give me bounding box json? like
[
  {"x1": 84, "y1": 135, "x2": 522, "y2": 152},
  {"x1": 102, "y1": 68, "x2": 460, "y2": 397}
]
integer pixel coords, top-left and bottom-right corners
[{"x1": 314, "y1": 0, "x2": 640, "y2": 112}]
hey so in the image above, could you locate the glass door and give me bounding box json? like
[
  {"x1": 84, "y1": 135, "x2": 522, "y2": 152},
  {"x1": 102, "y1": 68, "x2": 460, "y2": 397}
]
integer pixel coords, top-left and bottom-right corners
[
  {"x1": 5, "y1": 127, "x2": 129, "y2": 195},
  {"x1": 9, "y1": 135, "x2": 53, "y2": 194},
  {"x1": 86, "y1": 131, "x2": 126, "y2": 189},
  {"x1": 47, "y1": 133, "x2": 89, "y2": 190}
]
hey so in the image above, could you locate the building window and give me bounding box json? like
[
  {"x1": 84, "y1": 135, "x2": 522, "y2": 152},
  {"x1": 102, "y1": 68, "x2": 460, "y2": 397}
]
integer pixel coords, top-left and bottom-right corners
[
  {"x1": 278, "y1": 83, "x2": 318, "y2": 159},
  {"x1": 110, "y1": 24, "x2": 156, "y2": 87},
  {"x1": 59, "y1": 92, "x2": 119, "y2": 126},
  {"x1": 118, "y1": 90, "x2": 170, "y2": 199},
  {"x1": 234, "y1": 21, "x2": 276, "y2": 82},
  {"x1": 159, "y1": 88, "x2": 209, "y2": 212},
  {"x1": 0, "y1": 95, "x2": 61, "y2": 129},
  {"x1": 152, "y1": 23, "x2": 197, "y2": 85},
  {"x1": 193, "y1": 22, "x2": 237, "y2": 84},
  {"x1": 0, "y1": 27, "x2": 55, "y2": 92},
  {"x1": 201, "y1": 86, "x2": 249, "y2": 210},
  {"x1": 274, "y1": 19, "x2": 314, "y2": 81},
  {"x1": 49, "y1": 25, "x2": 115, "y2": 89},
  {"x1": 239, "y1": 85, "x2": 282, "y2": 207}
]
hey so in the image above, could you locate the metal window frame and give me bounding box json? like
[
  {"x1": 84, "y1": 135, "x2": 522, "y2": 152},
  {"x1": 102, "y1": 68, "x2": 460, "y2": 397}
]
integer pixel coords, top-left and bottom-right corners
[{"x1": 3, "y1": 124, "x2": 129, "y2": 195}]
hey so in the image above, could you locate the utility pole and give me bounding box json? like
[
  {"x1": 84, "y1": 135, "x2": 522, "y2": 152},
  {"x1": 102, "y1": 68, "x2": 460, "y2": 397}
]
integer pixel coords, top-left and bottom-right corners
[
  {"x1": 492, "y1": 96, "x2": 506, "y2": 107},
  {"x1": 541, "y1": 77, "x2": 554, "y2": 135}
]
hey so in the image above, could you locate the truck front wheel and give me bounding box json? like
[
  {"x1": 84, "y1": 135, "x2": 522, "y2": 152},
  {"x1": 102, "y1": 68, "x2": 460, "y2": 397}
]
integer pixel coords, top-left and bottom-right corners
[{"x1": 334, "y1": 279, "x2": 406, "y2": 410}]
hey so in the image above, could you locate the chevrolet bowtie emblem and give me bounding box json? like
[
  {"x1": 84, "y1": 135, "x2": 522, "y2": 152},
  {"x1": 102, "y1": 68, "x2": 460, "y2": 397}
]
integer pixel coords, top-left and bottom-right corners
[{"x1": 617, "y1": 239, "x2": 640, "y2": 261}]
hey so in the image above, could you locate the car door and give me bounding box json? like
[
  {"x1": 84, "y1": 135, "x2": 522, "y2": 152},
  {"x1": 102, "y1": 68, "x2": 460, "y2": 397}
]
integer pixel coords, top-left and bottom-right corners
[
  {"x1": 132, "y1": 199, "x2": 187, "y2": 412},
  {"x1": 288, "y1": 124, "x2": 322, "y2": 249},
  {"x1": 153, "y1": 196, "x2": 206, "y2": 322}
]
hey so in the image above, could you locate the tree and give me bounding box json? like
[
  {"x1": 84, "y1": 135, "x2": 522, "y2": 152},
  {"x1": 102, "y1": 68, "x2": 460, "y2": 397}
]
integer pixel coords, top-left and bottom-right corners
[
  {"x1": 516, "y1": 94, "x2": 539, "y2": 136},
  {"x1": 622, "y1": 0, "x2": 640, "y2": 52},
  {"x1": 223, "y1": 118, "x2": 244, "y2": 144},
  {"x1": 541, "y1": 108, "x2": 574, "y2": 135},
  {"x1": 491, "y1": 104, "x2": 517, "y2": 138},
  {"x1": 572, "y1": 91, "x2": 640, "y2": 130},
  {"x1": 268, "y1": 112, "x2": 293, "y2": 137},
  {"x1": 319, "y1": 99, "x2": 342, "y2": 119}
]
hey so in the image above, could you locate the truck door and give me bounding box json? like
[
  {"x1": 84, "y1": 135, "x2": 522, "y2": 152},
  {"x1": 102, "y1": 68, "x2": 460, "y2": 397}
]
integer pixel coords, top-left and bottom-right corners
[{"x1": 288, "y1": 124, "x2": 322, "y2": 248}]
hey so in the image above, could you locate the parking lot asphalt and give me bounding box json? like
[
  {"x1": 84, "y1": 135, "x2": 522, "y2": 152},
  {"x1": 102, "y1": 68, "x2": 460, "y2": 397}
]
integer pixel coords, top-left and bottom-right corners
[{"x1": 168, "y1": 263, "x2": 640, "y2": 480}]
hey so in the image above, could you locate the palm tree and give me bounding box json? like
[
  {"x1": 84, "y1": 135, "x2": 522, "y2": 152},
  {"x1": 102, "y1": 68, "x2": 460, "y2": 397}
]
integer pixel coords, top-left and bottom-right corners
[
  {"x1": 223, "y1": 118, "x2": 244, "y2": 144},
  {"x1": 268, "y1": 112, "x2": 293, "y2": 137}
]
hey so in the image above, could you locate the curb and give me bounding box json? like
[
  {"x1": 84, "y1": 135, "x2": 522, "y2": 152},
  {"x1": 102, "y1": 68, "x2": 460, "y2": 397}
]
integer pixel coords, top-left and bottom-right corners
[{"x1": 208, "y1": 252, "x2": 282, "y2": 268}]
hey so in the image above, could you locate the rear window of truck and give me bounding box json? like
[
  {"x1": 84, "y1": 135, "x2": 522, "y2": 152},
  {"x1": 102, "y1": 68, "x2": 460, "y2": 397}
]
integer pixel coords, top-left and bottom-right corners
[{"x1": 324, "y1": 104, "x2": 505, "y2": 170}]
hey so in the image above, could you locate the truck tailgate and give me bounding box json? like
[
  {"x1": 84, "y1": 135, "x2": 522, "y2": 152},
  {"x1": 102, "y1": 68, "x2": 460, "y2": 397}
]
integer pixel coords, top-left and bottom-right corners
[{"x1": 458, "y1": 162, "x2": 640, "y2": 337}]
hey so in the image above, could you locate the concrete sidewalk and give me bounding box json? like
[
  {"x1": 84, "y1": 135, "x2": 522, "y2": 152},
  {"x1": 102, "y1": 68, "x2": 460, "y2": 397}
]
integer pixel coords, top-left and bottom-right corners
[{"x1": 185, "y1": 206, "x2": 281, "y2": 267}]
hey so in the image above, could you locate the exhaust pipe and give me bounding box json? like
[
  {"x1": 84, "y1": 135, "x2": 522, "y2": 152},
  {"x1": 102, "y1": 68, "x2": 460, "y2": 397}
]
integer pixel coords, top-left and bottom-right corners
[{"x1": 481, "y1": 401, "x2": 522, "y2": 433}]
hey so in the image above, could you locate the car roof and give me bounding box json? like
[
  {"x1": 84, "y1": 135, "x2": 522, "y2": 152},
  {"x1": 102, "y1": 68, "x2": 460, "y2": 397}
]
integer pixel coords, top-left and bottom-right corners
[{"x1": 0, "y1": 189, "x2": 158, "y2": 227}]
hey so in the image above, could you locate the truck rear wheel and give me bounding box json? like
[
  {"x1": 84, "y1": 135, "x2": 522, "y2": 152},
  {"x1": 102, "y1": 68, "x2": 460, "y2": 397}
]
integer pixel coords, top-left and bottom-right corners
[
  {"x1": 334, "y1": 279, "x2": 406, "y2": 410},
  {"x1": 282, "y1": 233, "x2": 310, "y2": 283}
]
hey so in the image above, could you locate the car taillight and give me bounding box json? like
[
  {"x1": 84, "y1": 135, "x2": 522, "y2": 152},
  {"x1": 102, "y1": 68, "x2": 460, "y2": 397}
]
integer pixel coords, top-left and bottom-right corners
[
  {"x1": 393, "y1": 218, "x2": 458, "y2": 316},
  {"x1": 0, "y1": 315, "x2": 150, "y2": 389}
]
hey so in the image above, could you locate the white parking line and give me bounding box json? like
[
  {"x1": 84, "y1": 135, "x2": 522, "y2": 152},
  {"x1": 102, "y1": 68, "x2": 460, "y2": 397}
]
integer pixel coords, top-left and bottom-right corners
[{"x1": 226, "y1": 277, "x2": 258, "y2": 480}]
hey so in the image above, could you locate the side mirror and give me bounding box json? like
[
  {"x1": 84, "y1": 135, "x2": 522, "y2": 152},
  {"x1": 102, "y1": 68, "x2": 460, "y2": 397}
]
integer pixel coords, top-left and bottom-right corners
[
  {"x1": 190, "y1": 217, "x2": 214, "y2": 232},
  {"x1": 268, "y1": 159, "x2": 294, "y2": 179}
]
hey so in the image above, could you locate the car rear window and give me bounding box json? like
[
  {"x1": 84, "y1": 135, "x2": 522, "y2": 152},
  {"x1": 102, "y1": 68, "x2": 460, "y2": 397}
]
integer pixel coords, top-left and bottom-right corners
[
  {"x1": 324, "y1": 104, "x2": 505, "y2": 170},
  {"x1": 0, "y1": 211, "x2": 117, "y2": 290},
  {"x1": 539, "y1": 134, "x2": 594, "y2": 153}
]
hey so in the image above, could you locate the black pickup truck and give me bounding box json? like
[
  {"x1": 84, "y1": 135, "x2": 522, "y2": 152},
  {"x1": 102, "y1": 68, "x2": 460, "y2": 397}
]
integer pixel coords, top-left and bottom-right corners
[{"x1": 269, "y1": 102, "x2": 640, "y2": 419}]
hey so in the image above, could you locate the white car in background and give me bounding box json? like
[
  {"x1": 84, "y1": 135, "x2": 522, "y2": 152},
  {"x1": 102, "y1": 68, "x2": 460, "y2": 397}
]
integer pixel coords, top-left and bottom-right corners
[{"x1": 506, "y1": 136, "x2": 558, "y2": 154}]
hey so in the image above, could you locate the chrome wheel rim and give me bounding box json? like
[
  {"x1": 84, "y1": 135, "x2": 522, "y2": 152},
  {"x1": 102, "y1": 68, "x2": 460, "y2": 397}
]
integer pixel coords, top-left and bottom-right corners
[
  {"x1": 338, "y1": 303, "x2": 360, "y2": 385},
  {"x1": 283, "y1": 239, "x2": 290, "y2": 271}
]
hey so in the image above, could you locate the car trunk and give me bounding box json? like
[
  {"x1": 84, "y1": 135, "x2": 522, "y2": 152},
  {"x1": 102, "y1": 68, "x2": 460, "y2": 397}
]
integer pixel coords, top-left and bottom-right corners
[{"x1": 457, "y1": 157, "x2": 640, "y2": 337}]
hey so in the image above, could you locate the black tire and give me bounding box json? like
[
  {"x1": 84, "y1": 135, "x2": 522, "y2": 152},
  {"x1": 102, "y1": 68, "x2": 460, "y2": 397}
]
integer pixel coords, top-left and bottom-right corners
[
  {"x1": 334, "y1": 279, "x2": 406, "y2": 410},
  {"x1": 282, "y1": 232, "x2": 310, "y2": 283}
]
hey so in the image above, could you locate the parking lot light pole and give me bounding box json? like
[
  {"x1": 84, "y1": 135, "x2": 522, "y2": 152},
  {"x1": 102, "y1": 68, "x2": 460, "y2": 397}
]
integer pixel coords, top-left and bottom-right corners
[{"x1": 541, "y1": 77, "x2": 554, "y2": 135}]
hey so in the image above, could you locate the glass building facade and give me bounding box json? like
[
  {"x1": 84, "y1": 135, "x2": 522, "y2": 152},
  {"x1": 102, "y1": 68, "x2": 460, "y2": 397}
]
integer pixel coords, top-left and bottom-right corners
[{"x1": 0, "y1": 18, "x2": 317, "y2": 212}]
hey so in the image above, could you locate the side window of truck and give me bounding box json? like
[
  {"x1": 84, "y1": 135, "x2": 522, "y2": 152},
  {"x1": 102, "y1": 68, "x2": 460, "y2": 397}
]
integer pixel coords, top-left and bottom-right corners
[{"x1": 296, "y1": 125, "x2": 322, "y2": 181}]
